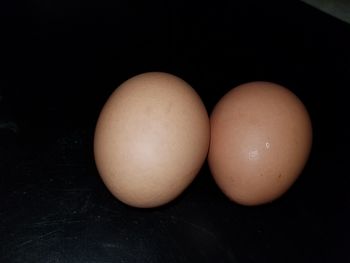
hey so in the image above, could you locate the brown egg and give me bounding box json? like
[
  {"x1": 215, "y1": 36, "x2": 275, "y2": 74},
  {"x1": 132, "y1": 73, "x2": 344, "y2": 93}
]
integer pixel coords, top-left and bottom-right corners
[
  {"x1": 94, "y1": 72, "x2": 210, "y2": 208},
  {"x1": 208, "y1": 82, "x2": 312, "y2": 205}
]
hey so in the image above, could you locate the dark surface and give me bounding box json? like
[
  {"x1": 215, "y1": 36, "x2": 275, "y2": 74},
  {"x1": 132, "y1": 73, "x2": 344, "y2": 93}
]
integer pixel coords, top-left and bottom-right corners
[{"x1": 1, "y1": 1, "x2": 349, "y2": 262}]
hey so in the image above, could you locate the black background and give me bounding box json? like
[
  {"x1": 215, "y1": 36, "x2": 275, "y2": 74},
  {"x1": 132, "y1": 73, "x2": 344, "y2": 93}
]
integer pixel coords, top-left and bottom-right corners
[{"x1": 1, "y1": 1, "x2": 349, "y2": 262}]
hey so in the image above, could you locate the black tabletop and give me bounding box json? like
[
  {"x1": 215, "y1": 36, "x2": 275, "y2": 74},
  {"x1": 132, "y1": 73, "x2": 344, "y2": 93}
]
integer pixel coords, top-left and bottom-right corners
[{"x1": 1, "y1": 1, "x2": 349, "y2": 262}]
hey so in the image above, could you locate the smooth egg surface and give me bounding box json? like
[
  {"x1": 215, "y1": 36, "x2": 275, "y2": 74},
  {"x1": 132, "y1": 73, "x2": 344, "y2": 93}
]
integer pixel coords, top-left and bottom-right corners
[
  {"x1": 94, "y1": 72, "x2": 210, "y2": 208},
  {"x1": 208, "y1": 82, "x2": 312, "y2": 205}
]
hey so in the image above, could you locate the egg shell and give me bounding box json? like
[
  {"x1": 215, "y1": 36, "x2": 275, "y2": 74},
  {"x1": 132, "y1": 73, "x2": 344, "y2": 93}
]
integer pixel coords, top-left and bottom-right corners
[
  {"x1": 208, "y1": 82, "x2": 312, "y2": 205},
  {"x1": 94, "y1": 72, "x2": 210, "y2": 208}
]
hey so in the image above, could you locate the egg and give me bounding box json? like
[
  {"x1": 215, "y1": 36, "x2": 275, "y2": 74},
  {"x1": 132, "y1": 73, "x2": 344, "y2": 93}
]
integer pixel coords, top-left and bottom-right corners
[
  {"x1": 208, "y1": 82, "x2": 312, "y2": 205},
  {"x1": 94, "y1": 72, "x2": 210, "y2": 208}
]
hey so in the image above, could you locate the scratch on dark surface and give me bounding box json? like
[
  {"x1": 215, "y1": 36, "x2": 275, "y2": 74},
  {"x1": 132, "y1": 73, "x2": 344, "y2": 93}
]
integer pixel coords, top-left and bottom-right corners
[
  {"x1": 166, "y1": 215, "x2": 238, "y2": 261},
  {"x1": 169, "y1": 215, "x2": 217, "y2": 238},
  {"x1": 99, "y1": 205, "x2": 124, "y2": 216},
  {"x1": 102, "y1": 243, "x2": 119, "y2": 248},
  {"x1": 54, "y1": 163, "x2": 86, "y2": 168},
  {"x1": 16, "y1": 229, "x2": 61, "y2": 249},
  {"x1": 31, "y1": 219, "x2": 84, "y2": 227},
  {"x1": 0, "y1": 121, "x2": 19, "y2": 133},
  {"x1": 79, "y1": 193, "x2": 92, "y2": 213},
  {"x1": 58, "y1": 188, "x2": 92, "y2": 192}
]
